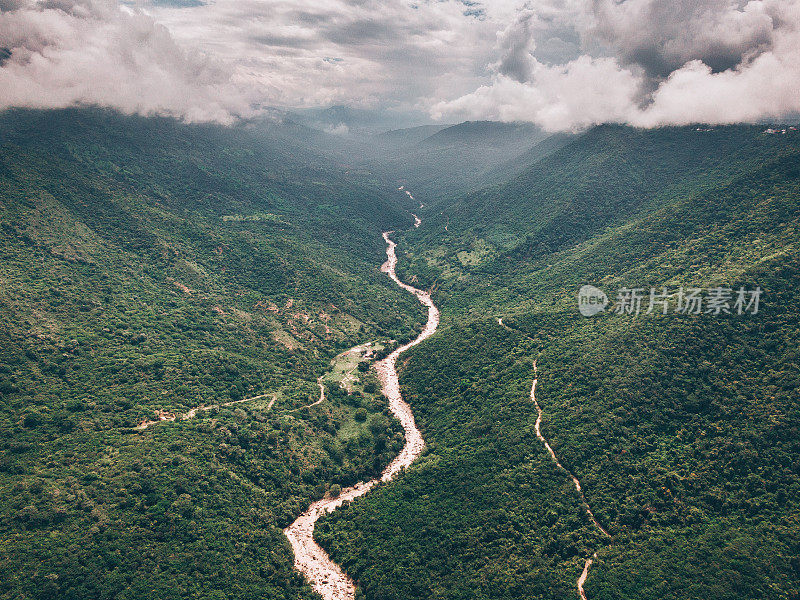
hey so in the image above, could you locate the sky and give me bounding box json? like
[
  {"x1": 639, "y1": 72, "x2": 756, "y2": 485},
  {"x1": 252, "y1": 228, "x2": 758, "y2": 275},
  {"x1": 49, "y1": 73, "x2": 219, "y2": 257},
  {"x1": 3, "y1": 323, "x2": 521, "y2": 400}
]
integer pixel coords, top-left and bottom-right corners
[{"x1": 0, "y1": 0, "x2": 799, "y2": 130}]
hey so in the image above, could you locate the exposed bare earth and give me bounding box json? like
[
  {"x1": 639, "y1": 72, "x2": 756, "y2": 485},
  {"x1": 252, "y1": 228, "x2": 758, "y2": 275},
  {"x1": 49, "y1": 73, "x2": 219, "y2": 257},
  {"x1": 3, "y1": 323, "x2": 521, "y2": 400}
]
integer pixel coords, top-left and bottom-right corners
[
  {"x1": 577, "y1": 552, "x2": 598, "y2": 600},
  {"x1": 283, "y1": 228, "x2": 440, "y2": 600},
  {"x1": 135, "y1": 393, "x2": 274, "y2": 430},
  {"x1": 530, "y1": 364, "x2": 611, "y2": 599}
]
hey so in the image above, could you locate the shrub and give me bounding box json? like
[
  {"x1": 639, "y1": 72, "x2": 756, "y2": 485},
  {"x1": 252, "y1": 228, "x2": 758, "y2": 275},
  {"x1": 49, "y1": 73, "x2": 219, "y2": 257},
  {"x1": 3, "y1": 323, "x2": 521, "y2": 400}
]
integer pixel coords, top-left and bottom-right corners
[{"x1": 23, "y1": 412, "x2": 42, "y2": 428}]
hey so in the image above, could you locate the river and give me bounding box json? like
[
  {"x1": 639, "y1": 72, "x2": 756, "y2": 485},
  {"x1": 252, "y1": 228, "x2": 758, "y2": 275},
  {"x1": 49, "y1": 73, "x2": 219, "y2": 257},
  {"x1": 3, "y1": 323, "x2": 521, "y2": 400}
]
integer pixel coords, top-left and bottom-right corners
[{"x1": 283, "y1": 227, "x2": 440, "y2": 600}]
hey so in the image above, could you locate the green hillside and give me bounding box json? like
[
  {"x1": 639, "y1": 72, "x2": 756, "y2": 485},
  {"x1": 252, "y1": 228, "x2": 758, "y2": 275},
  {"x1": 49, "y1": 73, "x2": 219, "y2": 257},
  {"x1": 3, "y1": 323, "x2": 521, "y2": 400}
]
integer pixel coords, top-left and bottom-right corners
[
  {"x1": 361, "y1": 121, "x2": 552, "y2": 202},
  {"x1": 2, "y1": 111, "x2": 798, "y2": 600},
  {"x1": 318, "y1": 125, "x2": 800, "y2": 599},
  {"x1": 0, "y1": 109, "x2": 425, "y2": 600}
]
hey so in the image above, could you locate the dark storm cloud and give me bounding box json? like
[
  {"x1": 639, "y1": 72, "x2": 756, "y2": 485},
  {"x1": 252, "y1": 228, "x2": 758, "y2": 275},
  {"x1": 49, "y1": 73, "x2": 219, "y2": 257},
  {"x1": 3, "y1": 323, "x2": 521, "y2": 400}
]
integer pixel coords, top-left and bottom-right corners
[{"x1": 591, "y1": 0, "x2": 776, "y2": 78}]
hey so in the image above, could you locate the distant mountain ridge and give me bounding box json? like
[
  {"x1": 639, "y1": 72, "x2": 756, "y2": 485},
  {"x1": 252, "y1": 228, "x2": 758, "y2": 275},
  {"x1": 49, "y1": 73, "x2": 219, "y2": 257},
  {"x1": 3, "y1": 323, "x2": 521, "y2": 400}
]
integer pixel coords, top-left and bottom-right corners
[
  {"x1": 361, "y1": 120, "x2": 555, "y2": 202},
  {"x1": 419, "y1": 120, "x2": 546, "y2": 148}
]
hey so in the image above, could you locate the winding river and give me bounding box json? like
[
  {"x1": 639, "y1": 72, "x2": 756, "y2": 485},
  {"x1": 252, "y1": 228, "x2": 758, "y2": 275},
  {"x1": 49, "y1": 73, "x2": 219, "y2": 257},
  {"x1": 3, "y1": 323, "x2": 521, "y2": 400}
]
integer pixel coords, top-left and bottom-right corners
[{"x1": 283, "y1": 227, "x2": 440, "y2": 600}]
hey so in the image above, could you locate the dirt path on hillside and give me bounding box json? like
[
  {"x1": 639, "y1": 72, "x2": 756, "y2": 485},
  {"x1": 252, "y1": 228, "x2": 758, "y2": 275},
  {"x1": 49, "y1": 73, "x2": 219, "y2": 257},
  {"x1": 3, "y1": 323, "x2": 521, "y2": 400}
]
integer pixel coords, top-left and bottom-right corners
[
  {"x1": 288, "y1": 381, "x2": 327, "y2": 412},
  {"x1": 530, "y1": 362, "x2": 611, "y2": 599},
  {"x1": 135, "y1": 393, "x2": 275, "y2": 430}
]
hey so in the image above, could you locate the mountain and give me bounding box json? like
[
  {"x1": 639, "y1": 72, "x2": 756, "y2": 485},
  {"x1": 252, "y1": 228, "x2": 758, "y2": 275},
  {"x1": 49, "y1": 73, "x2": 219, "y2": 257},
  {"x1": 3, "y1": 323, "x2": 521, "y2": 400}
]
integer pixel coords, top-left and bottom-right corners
[
  {"x1": 420, "y1": 120, "x2": 544, "y2": 147},
  {"x1": 3, "y1": 109, "x2": 799, "y2": 600},
  {"x1": 316, "y1": 124, "x2": 800, "y2": 600},
  {"x1": 0, "y1": 108, "x2": 425, "y2": 600},
  {"x1": 374, "y1": 124, "x2": 451, "y2": 148},
  {"x1": 289, "y1": 105, "x2": 433, "y2": 135},
  {"x1": 399, "y1": 124, "x2": 800, "y2": 268},
  {"x1": 362, "y1": 121, "x2": 554, "y2": 203}
]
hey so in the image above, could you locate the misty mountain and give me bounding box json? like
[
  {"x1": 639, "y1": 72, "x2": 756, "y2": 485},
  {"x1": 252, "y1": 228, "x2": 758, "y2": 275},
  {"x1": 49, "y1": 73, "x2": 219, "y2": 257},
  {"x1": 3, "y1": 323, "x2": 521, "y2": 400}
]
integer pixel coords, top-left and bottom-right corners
[
  {"x1": 374, "y1": 125, "x2": 451, "y2": 148},
  {"x1": 2, "y1": 109, "x2": 799, "y2": 600},
  {"x1": 360, "y1": 120, "x2": 554, "y2": 203},
  {"x1": 290, "y1": 105, "x2": 433, "y2": 135}
]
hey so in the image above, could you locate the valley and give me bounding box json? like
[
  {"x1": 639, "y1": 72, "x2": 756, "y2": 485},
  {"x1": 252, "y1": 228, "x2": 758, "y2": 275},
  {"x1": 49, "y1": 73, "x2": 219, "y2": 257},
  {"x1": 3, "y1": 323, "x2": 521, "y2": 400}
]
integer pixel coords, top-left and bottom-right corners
[
  {"x1": 315, "y1": 124, "x2": 800, "y2": 600},
  {"x1": 3, "y1": 1, "x2": 800, "y2": 598},
  {"x1": 285, "y1": 224, "x2": 439, "y2": 600},
  {"x1": 1, "y1": 111, "x2": 798, "y2": 600}
]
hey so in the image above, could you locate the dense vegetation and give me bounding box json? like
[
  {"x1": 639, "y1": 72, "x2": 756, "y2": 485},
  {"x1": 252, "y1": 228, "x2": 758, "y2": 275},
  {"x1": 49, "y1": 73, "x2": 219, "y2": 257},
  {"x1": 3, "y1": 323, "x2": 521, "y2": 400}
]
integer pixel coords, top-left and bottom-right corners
[
  {"x1": 317, "y1": 321, "x2": 600, "y2": 600},
  {"x1": 3, "y1": 110, "x2": 799, "y2": 600},
  {"x1": 0, "y1": 109, "x2": 424, "y2": 599},
  {"x1": 319, "y1": 126, "x2": 800, "y2": 599}
]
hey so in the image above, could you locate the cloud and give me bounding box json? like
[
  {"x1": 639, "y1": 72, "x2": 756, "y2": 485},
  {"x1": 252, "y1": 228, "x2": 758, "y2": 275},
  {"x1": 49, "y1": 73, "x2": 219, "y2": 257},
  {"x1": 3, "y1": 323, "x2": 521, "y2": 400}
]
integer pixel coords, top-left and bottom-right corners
[
  {"x1": 0, "y1": 0, "x2": 253, "y2": 122},
  {"x1": 324, "y1": 122, "x2": 349, "y2": 136},
  {"x1": 146, "y1": 0, "x2": 499, "y2": 111},
  {"x1": 494, "y1": 9, "x2": 539, "y2": 82},
  {"x1": 0, "y1": 0, "x2": 798, "y2": 128},
  {"x1": 590, "y1": 0, "x2": 775, "y2": 78},
  {"x1": 0, "y1": 0, "x2": 527, "y2": 123},
  {"x1": 630, "y1": 0, "x2": 800, "y2": 126},
  {"x1": 435, "y1": 0, "x2": 800, "y2": 130},
  {"x1": 633, "y1": 24, "x2": 800, "y2": 126},
  {"x1": 432, "y1": 55, "x2": 642, "y2": 131}
]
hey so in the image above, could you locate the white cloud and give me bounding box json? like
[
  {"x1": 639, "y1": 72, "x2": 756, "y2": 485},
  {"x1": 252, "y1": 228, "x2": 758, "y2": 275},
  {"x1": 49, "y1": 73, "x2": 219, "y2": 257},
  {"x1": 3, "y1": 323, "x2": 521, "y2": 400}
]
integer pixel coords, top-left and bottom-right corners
[
  {"x1": 432, "y1": 55, "x2": 641, "y2": 132},
  {"x1": 144, "y1": 0, "x2": 498, "y2": 111},
  {"x1": 0, "y1": 0, "x2": 255, "y2": 122},
  {"x1": 435, "y1": 0, "x2": 800, "y2": 130},
  {"x1": 0, "y1": 0, "x2": 798, "y2": 128},
  {"x1": 589, "y1": 0, "x2": 776, "y2": 77},
  {"x1": 634, "y1": 26, "x2": 800, "y2": 126}
]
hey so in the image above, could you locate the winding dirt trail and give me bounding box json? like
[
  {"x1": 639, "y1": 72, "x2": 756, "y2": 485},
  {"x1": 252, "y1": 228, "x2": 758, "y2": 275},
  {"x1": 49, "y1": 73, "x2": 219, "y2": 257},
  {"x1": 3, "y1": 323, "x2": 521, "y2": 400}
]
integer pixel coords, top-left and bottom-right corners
[
  {"x1": 499, "y1": 319, "x2": 610, "y2": 597},
  {"x1": 531, "y1": 370, "x2": 609, "y2": 538},
  {"x1": 135, "y1": 393, "x2": 274, "y2": 430},
  {"x1": 283, "y1": 227, "x2": 439, "y2": 600},
  {"x1": 577, "y1": 552, "x2": 598, "y2": 600},
  {"x1": 289, "y1": 381, "x2": 327, "y2": 413},
  {"x1": 530, "y1": 362, "x2": 610, "y2": 599}
]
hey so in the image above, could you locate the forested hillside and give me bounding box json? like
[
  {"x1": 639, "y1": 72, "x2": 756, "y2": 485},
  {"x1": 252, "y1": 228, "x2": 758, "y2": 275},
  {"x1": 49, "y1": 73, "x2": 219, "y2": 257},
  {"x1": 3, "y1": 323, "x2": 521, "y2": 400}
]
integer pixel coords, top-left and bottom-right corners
[
  {"x1": 2, "y1": 110, "x2": 798, "y2": 600},
  {"x1": 396, "y1": 125, "x2": 800, "y2": 300},
  {"x1": 318, "y1": 125, "x2": 800, "y2": 599},
  {"x1": 0, "y1": 109, "x2": 424, "y2": 599},
  {"x1": 361, "y1": 121, "x2": 554, "y2": 202}
]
